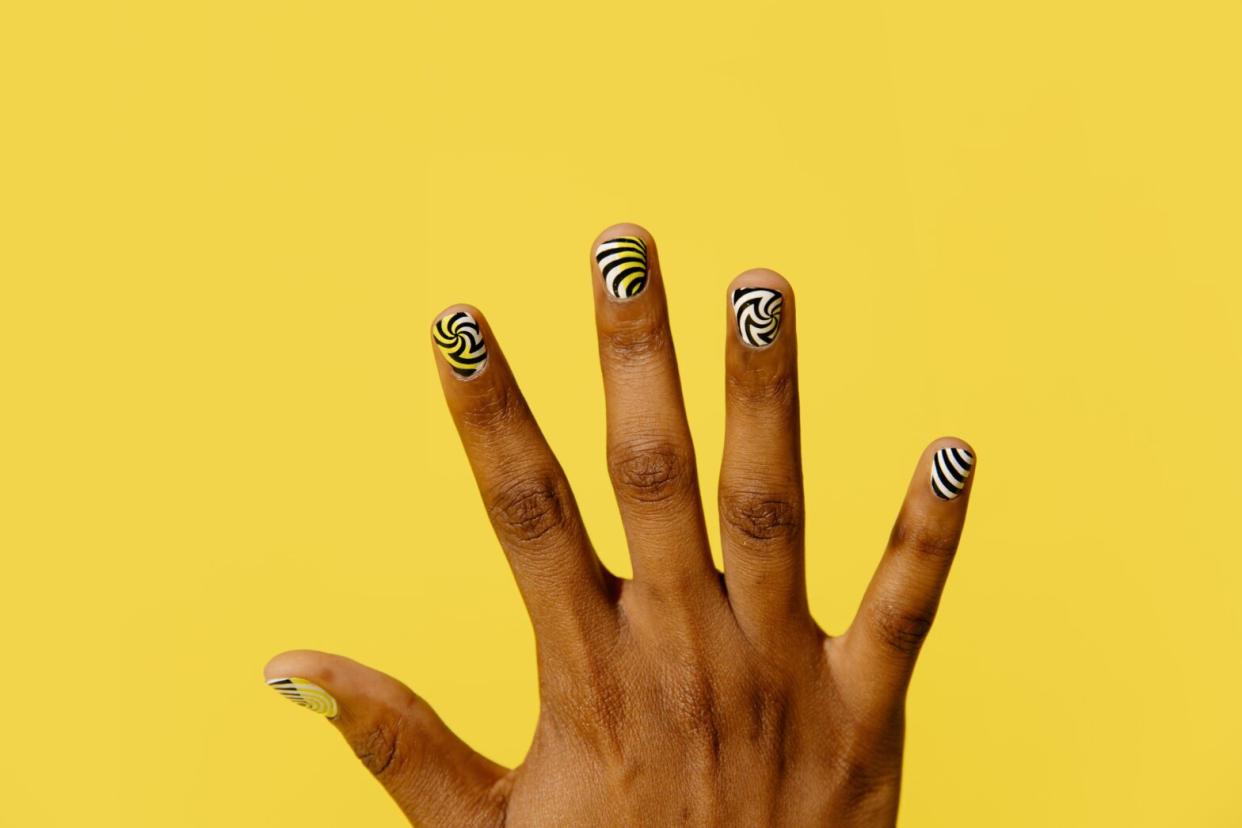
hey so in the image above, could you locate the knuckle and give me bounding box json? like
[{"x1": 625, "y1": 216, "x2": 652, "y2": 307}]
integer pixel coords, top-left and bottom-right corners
[
  {"x1": 351, "y1": 718, "x2": 405, "y2": 778},
  {"x1": 551, "y1": 670, "x2": 630, "y2": 755},
  {"x1": 744, "y1": 679, "x2": 789, "y2": 744},
  {"x1": 720, "y1": 486, "x2": 803, "y2": 547},
  {"x1": 460, "y1": 382, "x2": 526, "y2": 432},
  {"x1": 665, "y1": 670, "x2": 723, "y2": 761},
  {"x1": 871, "y1": 599, "x2": 935, "y2": 657},
  {"x1": 727, "y1": 367, "x2": 796, "y2": 408},
  {"x1": 889, "y1": 518, "x2": 960, "y2": 561},
  {"x1": 487, "y1": 473, "x2": 574, "y2": 546},
  {"x1": 603, "y1": 318, "x2": 669, "y2": 363},
  {"x1": 608, "y1": 438, "x2": 694, "y2": 504}
]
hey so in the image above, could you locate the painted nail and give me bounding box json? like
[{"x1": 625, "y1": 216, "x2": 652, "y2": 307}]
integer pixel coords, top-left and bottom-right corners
[
  {"x1": 433, "y1": 310, "x2": 487, "y2": 379},
  {"x1": 267, "y1": 677, "x2": 339, "y2": 717},
  {"x1": 930, "y1": 446, "x2": 975, "y2": 501},
  {"x1": 732, "y1": 287, "x2": 784, "y2": 348},
  {"x1": 595, "y1": 236, "x2": 649, "y2": 300}
]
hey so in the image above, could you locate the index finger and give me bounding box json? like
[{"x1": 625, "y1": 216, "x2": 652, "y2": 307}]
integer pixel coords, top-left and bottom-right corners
[{"x1": 431, "y1": 305, "x2": 616, "y2": 653}]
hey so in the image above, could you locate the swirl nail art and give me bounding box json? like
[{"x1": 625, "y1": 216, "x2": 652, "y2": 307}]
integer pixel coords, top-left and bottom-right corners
[
  {"x1": 267, "y1": 677, "x2": 339, "y2": 717},
  {"x1": 930, "y1": 446, "x2": 975, "y2": 501},
  {"x1": 595, "y1": 236, "x2": 648, "y2": 300},
  {"x1": 732, "y1": 287, "x2": 784, "y2": 348},
  {"x1": 434, "y1": 311, "x2": 487, "y2": 379}
]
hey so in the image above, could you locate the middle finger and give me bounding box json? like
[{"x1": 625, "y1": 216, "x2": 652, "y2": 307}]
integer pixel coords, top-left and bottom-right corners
[{"x1": 591, "y1": 223, "x2": 715, "y2": 599}]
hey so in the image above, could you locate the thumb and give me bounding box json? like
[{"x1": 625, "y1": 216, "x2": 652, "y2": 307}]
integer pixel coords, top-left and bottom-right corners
[{"x1": 264, "y1": 649, "x2": 509, "y2": 826}]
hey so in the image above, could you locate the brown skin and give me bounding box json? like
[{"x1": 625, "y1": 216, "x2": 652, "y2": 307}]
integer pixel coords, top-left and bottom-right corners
[{"x1": 266, "y1": 223, "x2": 977, "y2": 826}]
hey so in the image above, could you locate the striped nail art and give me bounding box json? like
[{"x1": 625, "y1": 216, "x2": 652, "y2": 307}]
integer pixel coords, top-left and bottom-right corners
[
  {"x1": 732, "y1": 287, "x2": 783, "y2": 348},
  {"x1": 434, "y1": 311, "x2": 487, "y2": 379},
  {"x1": 267, "y1": 677, "x2": 339, "y2": 717},
  {"x1": 595, "y1": 236, "x2": 648, "y2": 300},
  {"x1": 930, "y1": 446, "x2": 975, "y2": 501}
]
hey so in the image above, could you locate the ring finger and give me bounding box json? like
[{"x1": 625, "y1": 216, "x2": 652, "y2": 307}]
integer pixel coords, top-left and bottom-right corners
[{"x1": 718, "y1": 269, "x2": 811, "y2": 645}]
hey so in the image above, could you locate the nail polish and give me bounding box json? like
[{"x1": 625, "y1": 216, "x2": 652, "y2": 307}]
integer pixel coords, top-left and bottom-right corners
[
  {"x1": 930, "y1": 446, "x2": 975, "y2": 501},
  {"x1": 267, "y1": 677, "x2": 339, "y2": 717},
  {"x1": 732, "y1": 287, "x2": 783, "y2": 348},
  {"x1": 595, "y1": 236, "x2": 648, "y2": 300},
  {"x1": 434, "y1": 311, "x2": 487, "y2": 379}
]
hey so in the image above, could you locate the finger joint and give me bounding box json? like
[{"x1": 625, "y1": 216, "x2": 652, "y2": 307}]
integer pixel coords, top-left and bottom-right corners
[
  {"x1": 872, "y1": 600, "x2": 935, "y2": 657},
  {"x1": 727, "y1": 367, "x2": 797, "y2": 408},
  {"x1": 720, "y1": 486, "x2": 803, "y2": 549},
  {"x1": 459, "y1": 381, "x2": 528, "y2": 433},
  {"x1": 353, "y1": 718, "x2": 404, "y2": 778},
  {"x1": 608, "y1": 438, "x2": 695, "y2": 505},
  {"x1": 602, "y1": 318, "x2": 670, "y2": 364},
  {"x1": 486, "y1": 473, "x2": 575, "y2": 547},
  {"x1": 889, "y1": 518, "x2": 960, "y2": 562}
]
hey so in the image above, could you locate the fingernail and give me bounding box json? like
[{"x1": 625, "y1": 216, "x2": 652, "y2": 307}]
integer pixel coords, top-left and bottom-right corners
[
  {"x1": 930, "y1": 446, "x2": 975, "y2": 501},
  {"x1": 732, "y1": 287, "x2": 784, "y2": 348},
  {"x1": 595, "y1": 236, "x2": 649, "y2": 300},
  {"x1": 433, "y1": 310, "x2": 487, "y2": 379},
  {"x1": 267, "y1": 677, "x2": 339, "y2": 717}
]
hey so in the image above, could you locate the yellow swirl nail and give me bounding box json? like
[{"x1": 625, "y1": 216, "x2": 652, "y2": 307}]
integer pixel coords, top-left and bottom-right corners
[{"x1": 267, "y1": 677, "x2": 339, "y2": 717}]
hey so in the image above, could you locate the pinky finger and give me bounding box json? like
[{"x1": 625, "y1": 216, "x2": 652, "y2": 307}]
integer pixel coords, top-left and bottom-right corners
[{"x1": 839, "y1": 438, "x2": 977, "y2": 708}]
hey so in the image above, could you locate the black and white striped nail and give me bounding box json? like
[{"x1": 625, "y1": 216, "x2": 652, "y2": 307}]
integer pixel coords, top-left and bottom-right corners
[
  {"x1": 732, "y1": 287, "x2": 783, "y2": 348},
  {"x1": 595, "y1": 236, "x2": 648, "y2": 300},
  {"x1": 930, "y1": 446, "x2": 975, "y2": 501}
]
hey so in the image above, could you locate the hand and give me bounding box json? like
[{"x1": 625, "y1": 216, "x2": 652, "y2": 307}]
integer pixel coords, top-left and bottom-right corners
[{"x1": 265, "y1": 223, "x2": 978, "y2": 826}]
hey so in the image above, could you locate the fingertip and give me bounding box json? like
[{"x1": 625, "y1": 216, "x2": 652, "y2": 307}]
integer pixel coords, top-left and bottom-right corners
[
  {"x1": 264, "y1": 650, "x2": 419, "y2": 718},
  {"x1": 264, "y1": 650, "x2": 343, "y2": 719},
  {"x1": 432, "y1": 302, "x2": 484, "y2": 327},
  {"x1": 591, "y1": 221, "x2": 655, "y2": 251},
  {"x1": 727, "y1": 267, "x2": 793, "y2": 298},
  {"x1": 926, "y1": 435, "x2": 976, "y2": 460},
  {"x1": 263, "y1": 648, "x2": 334, "y2": 683}
]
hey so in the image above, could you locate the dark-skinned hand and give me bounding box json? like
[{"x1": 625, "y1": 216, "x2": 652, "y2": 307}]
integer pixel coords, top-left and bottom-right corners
[{"x1": 266, "y1": 223, "x2": 978, "y2": 826}]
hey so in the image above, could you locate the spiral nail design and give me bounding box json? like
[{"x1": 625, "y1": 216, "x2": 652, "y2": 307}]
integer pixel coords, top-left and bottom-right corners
[
  {"x1": 732, "y1": 287, "x2": 784, "y2": 348},
  {"x1": 267, "y1": 677, "x2": 339, "y2": 717},
  {"x1": 434, "y1": 311, "x2": 487, "y2": 379},
  {"x1": 595, "y1": 236, "x2": 648, "y2": 300},
  {"x1": 930, "y1": 446, "x2": 975, "y2": 501}
]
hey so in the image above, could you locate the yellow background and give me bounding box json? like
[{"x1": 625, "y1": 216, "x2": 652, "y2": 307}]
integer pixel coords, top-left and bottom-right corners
[{"x1": 2, "y1": 1, "x2": 1240, "y2": 825}]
